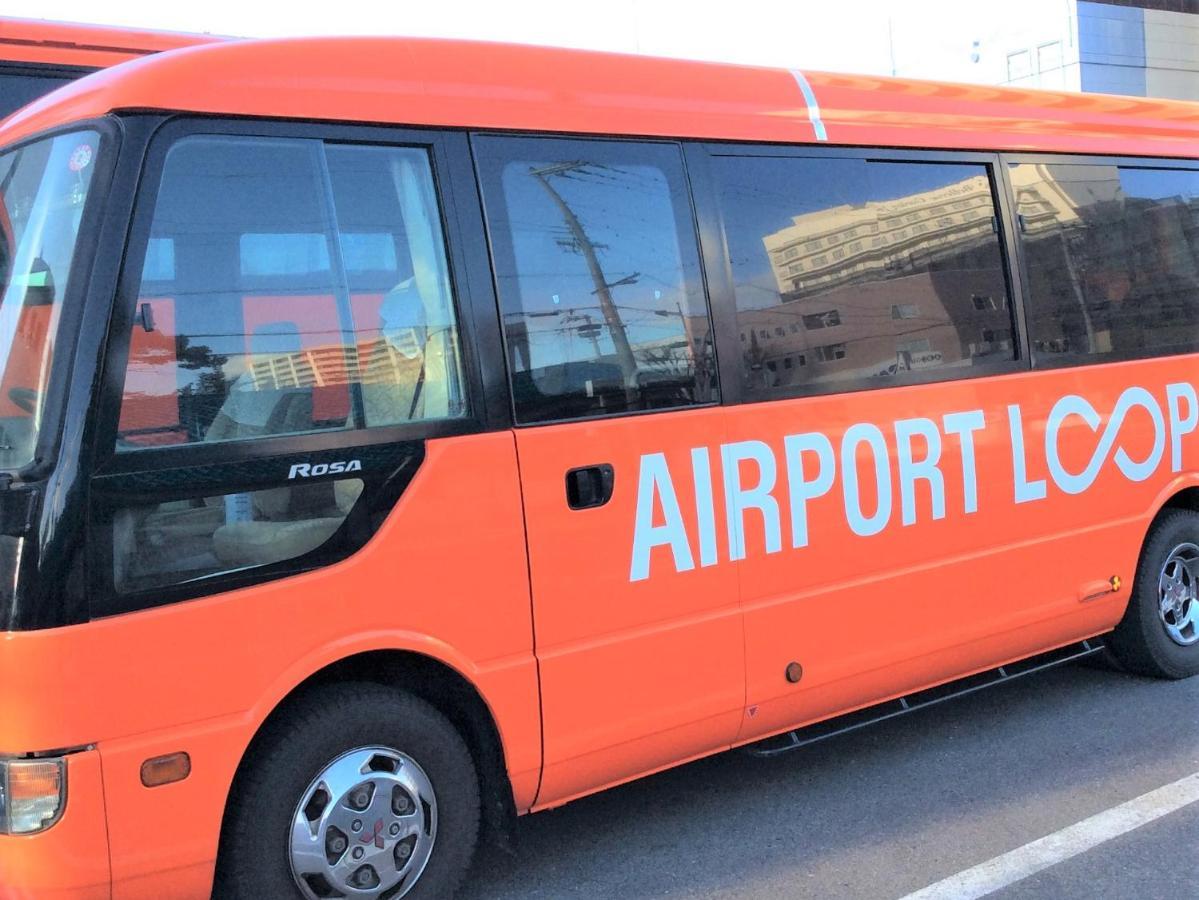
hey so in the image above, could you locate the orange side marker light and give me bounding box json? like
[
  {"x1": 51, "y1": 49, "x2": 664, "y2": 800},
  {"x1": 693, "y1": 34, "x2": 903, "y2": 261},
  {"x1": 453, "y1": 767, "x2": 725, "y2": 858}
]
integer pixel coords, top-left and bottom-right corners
[{"x1": 140, "y1": 752, "x2": 191, "y2": 787}]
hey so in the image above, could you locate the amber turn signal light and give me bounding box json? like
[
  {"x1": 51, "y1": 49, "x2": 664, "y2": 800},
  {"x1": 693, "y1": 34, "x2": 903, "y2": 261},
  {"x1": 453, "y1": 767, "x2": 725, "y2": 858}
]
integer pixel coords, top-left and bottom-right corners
[{"x1": 140, "y1": 752, "x2": 191, "y2": 787}]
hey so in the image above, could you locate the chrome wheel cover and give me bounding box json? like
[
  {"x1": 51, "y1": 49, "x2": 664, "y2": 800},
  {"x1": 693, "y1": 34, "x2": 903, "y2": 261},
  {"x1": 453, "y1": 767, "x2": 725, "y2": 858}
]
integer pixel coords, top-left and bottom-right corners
[
  {"x1": 289, "y1": 746, "x2": 437, "y2": 899},
  {"x1": 1158, "y1": 542, "x2": 1199, "y2": 647}
]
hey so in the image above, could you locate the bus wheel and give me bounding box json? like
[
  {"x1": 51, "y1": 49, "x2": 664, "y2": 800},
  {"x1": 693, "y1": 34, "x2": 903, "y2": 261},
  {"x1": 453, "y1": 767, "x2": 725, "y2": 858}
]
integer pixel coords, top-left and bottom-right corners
[
  {"x1": 215, "y1": 682, "x2": 480, "y2": 900},
  {"x1": 1109, "y1": 509, "x2": 1199, "y2": 679}
]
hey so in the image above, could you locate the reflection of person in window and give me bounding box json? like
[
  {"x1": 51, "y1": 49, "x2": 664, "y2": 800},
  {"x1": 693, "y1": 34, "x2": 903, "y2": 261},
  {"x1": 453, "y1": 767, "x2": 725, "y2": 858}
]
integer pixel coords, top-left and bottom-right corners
[
  {"x1": 1083, "y1": 267, "x2": 1130, "y2": 355},
  {"x1": 361, "y1": 276, "x2": 428, "y2": 426},
  {"x1": 1113, "y1": 225, "x2": 1199, "y2": 355}
]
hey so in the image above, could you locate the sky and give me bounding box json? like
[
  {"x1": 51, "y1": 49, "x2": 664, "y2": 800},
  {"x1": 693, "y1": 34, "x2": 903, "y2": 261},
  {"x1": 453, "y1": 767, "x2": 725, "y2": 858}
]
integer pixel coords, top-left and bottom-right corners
[{"x1": 6, "y1": 0, "x2": 1075, "y2": 82}]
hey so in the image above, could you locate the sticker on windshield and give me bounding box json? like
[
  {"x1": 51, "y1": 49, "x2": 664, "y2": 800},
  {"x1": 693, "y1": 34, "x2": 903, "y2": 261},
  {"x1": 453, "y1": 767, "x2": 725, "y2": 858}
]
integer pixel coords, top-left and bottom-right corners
[{"x1": 68, "y1": 144, "x2": 94, "y2": 172}]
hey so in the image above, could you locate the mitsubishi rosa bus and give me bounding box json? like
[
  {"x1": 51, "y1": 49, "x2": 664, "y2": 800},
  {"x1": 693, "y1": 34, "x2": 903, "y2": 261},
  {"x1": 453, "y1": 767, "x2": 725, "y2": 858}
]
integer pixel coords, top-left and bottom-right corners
[{"x1": 0, "y1": 36, "x2": 1196, "y2": 899}]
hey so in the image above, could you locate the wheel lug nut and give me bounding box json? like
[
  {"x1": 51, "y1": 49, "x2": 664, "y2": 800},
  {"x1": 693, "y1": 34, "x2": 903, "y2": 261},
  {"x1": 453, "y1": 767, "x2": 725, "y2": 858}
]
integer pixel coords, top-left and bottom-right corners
[
  {"x1": 397, "y1": 842, "x2": 412, "y2": 859},
  {"x1": 329, "y1": 835, "x2": 347, "y2": 854},
  {"x1": 351, "y1": 820, "x2": 362, "y2": 832},
  {"x1": 389, "y1": 823, "x2": 401, "y2": 836},
  {"x1": 352, "y1": 847, "x2": 364, "y2": 860}
]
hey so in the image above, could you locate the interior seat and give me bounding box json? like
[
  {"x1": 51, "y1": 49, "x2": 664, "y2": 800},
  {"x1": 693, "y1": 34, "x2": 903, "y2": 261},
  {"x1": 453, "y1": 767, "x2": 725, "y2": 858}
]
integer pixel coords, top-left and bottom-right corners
[
  {"x1": 205, "y1": 319, "x2": 361, "y2": 567},
  {"x1": 211, "y1": 478, "x2": 362, "y2": 568}
]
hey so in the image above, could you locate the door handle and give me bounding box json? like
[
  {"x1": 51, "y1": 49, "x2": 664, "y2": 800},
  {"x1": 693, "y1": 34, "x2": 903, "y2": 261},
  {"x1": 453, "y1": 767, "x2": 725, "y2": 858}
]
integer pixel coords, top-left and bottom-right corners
[{"x1": 565, "y1": 464, "x2": 615, "y2": 510}]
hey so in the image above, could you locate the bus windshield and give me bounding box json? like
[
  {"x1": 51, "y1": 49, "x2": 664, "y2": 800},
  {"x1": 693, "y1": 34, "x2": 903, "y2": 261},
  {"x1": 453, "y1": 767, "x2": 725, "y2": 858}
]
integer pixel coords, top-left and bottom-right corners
[{"x1": 0, "y1": 129, "x2": 100, "y2": 470}]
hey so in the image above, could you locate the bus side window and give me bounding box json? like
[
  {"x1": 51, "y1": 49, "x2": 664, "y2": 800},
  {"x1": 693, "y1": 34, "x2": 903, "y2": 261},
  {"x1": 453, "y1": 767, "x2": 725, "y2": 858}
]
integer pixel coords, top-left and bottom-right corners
[
  {"x1": 473, "y1": 135, "x2": 717, "y2": 424},
  {"x1": 106, "y1": 134, "x2": 467, "y2": 595},
  {"x1": 117, "y1": 296, "x2": 184, "y2": 446},
  {"x1": 115, "y1": 237, "x2": 185, "y2": 446},
  {"x1": 1012, "y1": 162, "x2": 1199, "y2": 362},
  {"x1": 114, "y1": 136, "x2": 467, "y2": 452},
  {"x1": 709, "y1": 154, "x2": 1015, "y2": 396}
]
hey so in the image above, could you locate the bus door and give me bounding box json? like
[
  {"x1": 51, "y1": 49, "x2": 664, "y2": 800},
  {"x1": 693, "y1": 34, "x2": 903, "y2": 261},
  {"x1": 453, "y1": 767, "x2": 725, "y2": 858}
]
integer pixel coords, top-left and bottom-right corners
[
  {"x1": 697, "y1": 147, "x2": 1058, "y2": 742},
  {"x1": 90, "y1": 121, "x2": 517, "y2": 611},
  {"x1": 81, "y1": 125, "x2": 543, "y2": 868},
  {"x1": 474, "y1": 135, "x2": 745, "y2": 806}
]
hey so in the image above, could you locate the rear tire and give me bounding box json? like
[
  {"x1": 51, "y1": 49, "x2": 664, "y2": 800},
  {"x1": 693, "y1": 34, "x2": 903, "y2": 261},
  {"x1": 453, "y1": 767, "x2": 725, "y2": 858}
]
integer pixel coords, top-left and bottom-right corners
[
  {"x1": 214, "y1": 681, "x2": 480, "y2": 900},
  {"x1": 1109, "y1": 509, "x2": 1199, "y2": 680}
]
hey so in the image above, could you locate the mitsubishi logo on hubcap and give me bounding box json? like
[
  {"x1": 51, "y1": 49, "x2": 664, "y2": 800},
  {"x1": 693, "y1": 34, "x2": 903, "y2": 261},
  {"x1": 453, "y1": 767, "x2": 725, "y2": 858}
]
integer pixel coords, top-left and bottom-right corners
[{"x1": 360, "y1": 818, "x2": 386, "y2": 849}]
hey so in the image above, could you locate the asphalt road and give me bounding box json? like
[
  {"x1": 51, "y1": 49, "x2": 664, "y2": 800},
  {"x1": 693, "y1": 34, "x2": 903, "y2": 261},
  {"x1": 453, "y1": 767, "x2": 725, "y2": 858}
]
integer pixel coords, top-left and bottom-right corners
[{"x1": 460, "y1": 658, "x2": 1199, "y2": 900}]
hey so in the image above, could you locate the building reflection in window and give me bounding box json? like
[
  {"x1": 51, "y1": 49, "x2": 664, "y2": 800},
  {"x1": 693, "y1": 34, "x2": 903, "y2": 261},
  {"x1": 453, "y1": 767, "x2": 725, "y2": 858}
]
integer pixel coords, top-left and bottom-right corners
[{"x1": 712, "y1": 156, "x2": 1015, "y2": 393}]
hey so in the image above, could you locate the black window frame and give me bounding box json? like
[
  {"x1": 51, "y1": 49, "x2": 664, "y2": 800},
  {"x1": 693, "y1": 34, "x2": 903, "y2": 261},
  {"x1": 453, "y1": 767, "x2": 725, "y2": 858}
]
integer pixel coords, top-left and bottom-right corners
[
  {"x1": 84, "y1": 115, "x2": 510, "y2": 618},
  {"x1": 685, "y1": 142, "x2": 1030, "y2": 406},
  {"x1": 1001, "y1": 150, "x2": 1199, "y2": 371},
  {"x1": 0, "y1": 61, "x2": 95, "y2": 118},
  {"x1": 470, "y1": 131, "x2": 722, "y2": 427},
  {"x1": 0, "y1": 115, "x2": 125, "y2": 480},
  {"x1": 92, "y1": 116, "x2": 508, "y2": 477},
  {"x1": 0, "y1": 115, "x2": 128, "y2": 631}
]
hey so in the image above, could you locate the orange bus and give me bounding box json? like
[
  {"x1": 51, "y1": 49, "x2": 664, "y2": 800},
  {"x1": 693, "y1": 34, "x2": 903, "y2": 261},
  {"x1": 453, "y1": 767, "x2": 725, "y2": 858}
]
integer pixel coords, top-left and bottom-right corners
[
  {"x1": 0, "y1": 17, "x2": 220, "y2": 118},
  {"x1": 0, "y1": 35, "x2": 1197, "y2": 900}
]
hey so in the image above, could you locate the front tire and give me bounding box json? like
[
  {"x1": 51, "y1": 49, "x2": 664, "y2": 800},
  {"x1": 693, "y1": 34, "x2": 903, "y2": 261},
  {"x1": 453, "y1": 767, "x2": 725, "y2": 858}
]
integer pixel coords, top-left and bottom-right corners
[
  {"x1": 1109, "y1": 509, "x2": 1199, "y2": 679},
  {"x1": 214, "y1": 682, "x2": 480, "y2": 900}
]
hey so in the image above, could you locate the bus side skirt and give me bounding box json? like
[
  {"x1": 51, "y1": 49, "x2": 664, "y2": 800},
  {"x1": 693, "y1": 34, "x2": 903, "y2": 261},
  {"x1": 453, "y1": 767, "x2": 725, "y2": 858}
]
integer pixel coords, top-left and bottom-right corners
[{"x1": 744, "y1": 638, "x2": 1107, "y2": 758}]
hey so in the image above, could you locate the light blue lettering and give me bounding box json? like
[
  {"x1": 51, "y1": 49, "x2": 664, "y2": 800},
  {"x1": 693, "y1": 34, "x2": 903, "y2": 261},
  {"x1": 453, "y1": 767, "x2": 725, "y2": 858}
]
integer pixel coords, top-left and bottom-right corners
[
  {"x1": 722, "y1": 441, "x2": 782, "y2": 561},
  {"x1": 841, "y1": 423, "x2": 892, "y2": 537},
  {"x1": 1167, "y1": 382, "x2": 1198, "y2": 473},
  {"x1": 1008, "y1": 404, "x2": 1047, "y2": 503},
  {"x1": 1045, "y1": 388, "x2": 1165, "y2": 492},
  {"x1": 1112, "y1": 387, "x2": 1165, "y2": 483},
  {"x1": 1044, "y1": 394, "x2": 1101, "y2": 495},
  {"x1": 943, "y1": 409, "x2": 985, "y2": 514},
  {"x1": 783, "y1": 432, "x2": 835, "y2": 549},
  {"x1": 629, "y1": 452, "x2": 695, "y2": 582},
  {"x1": 691, "y1": 447, "x2": 718, "y2": 568},
  {"x1": 894, "y1": 417, "x2": 945, "y2": 526}
]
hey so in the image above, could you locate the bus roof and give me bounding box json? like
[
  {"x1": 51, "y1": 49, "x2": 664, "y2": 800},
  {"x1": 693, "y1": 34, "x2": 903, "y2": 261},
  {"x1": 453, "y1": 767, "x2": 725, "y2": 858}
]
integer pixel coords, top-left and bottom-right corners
[
  {"x1": 4, "y1": 35, "x2": 1199, "y2": 158},
  {"x1": 0, "y1": 16, "x2": 224, "y2": 69}
]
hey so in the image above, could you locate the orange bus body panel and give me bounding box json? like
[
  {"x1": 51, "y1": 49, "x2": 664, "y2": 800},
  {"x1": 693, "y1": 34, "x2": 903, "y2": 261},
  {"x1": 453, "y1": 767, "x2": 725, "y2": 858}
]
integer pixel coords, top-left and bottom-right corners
[
  {"x1": 729, "y1": 358, "x2": 1194, "y2": 743},
  {"x1": 515, "y1": 409, "x2": 744, "y2": 808},
  {"x1": 0, "y1": 17, "x2": 222, "y2": 69},
  {"x1": 0, "y1": 751, "x2": 110, "y2": 900},
  {"x1": 5, "y1": 37, "x2": 1199, "y2": 157},
  {"x1": 521, "y1": 357, "x2": 1197, "y2": 808},
  {"x1": 0, "y1": 434, "x2": 539, "y2": 893}
]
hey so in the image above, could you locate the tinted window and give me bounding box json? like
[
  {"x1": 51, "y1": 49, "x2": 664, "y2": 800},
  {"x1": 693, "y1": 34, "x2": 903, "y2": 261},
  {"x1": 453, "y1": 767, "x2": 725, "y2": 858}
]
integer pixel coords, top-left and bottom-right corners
[
  {"x1": 239, "y1": 232, "x2": 331, "y2": 277},
  {"x1": 1012, "y1": 163, "x2": 1199, "y2": 360},
  {"x1": 474, "y1": 136, "x2": 715, "y2": 423},
  {"x1": 113, "y1": 479, "x2": 364, "y2": 594},
  {"x1": 711, "y1": 156, "x2": 1014, "y2": 394},
  {"x1": 0, "y1": 70, "x2": 80, "y2": 118},
  {"x1": 0, "y1": 130, "x2": 101, "y2": 468},
  {"x1": 117, "y1": 136, "x2": 467, "y2": 449}
]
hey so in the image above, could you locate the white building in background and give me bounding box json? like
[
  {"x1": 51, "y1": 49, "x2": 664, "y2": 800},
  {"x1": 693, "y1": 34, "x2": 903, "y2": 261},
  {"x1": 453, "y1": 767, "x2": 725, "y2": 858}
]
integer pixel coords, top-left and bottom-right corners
[
  {"x1": 26, "y1": 0, "x2": 1199, "y2": 101},
  {"x1": 889, "y1": 0, "x2": 1199, "y2": 100}
]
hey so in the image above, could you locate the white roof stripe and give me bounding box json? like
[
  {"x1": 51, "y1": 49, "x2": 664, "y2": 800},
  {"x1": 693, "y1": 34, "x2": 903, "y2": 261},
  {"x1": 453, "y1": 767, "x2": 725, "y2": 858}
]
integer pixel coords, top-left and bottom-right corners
[{"x1": 789, "y1": 69, "x2": 828, "y2": 142}]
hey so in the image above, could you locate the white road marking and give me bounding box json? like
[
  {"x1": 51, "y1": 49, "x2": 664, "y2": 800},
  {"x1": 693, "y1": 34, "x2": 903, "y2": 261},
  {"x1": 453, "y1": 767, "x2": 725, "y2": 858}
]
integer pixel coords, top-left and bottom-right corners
[{"x1": 899, "y1": 771, "x2": 1199, "y2": 900}]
